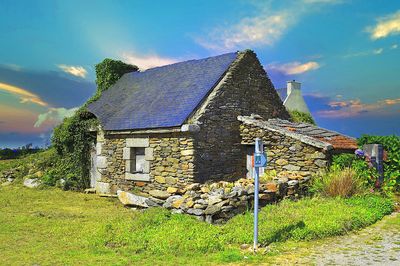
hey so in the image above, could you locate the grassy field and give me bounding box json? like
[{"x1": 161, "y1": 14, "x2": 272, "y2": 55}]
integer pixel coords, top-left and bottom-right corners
[{"x1": 0, "y1": 184, "x2": 394, "y2": 265}]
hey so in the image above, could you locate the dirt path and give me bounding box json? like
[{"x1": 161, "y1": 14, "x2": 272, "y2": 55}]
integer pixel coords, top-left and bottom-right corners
[{"x1": 268, "y1": 212, "x2": 400, "y2": 265}]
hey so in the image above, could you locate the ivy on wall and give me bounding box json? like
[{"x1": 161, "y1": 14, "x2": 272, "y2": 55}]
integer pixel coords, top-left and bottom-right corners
[{"x1": 50, "y1": 59, "x2": 138, "y2": 190}]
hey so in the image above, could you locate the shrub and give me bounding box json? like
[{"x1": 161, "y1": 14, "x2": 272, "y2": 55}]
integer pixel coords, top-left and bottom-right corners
[
  {"x1": 49, "y1": 59, "x2": 138, "y2": 190},
  {"x1": 289, "y1": 110, "x2": 316, "y2": 125},
  {"x1": 311, "y1": 167, "x2": 365, "y2": 197},
  {"x1": 358, "y1": 135, "x2": 400, "y2": 192},
  {"x1": 332, "y1": 153, "x2": 377, "y2": 188}
]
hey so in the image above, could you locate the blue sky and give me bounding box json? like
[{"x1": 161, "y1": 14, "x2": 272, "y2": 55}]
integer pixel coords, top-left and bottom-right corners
[{"x1": 0, "y1": 0, "x2": 399, "y2": 148}]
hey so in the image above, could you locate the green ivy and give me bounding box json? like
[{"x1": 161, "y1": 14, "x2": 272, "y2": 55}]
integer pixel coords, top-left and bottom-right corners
[
  {"x1": 357, "y1": 135, "x2": 400, "y2": 193},
  {"x1": 49, "y1": 59, "x2": 138, "y2": 190}
]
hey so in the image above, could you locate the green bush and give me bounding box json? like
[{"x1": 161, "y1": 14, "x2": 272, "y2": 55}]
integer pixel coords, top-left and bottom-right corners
[
  {"x1": 358, "y1": 135, "x2": 400, "y2": 192},
  {"x1": 49, "y1": 59, "x2": 138, "y2": 190},
  {"x1": 289, "y1": 110, "x2": 316, "y2": 125},
  {"x1": 331, "y1": 154, "x2": 377, "y2": 188}
]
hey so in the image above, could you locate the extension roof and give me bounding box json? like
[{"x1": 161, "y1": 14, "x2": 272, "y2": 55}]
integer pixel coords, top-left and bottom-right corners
[
  {"x1": 238, "y1": 115, "x2": 358, "y2": 151},
  {"x1": 88, "y1": 52, "x2": 238, "y2": 131}
]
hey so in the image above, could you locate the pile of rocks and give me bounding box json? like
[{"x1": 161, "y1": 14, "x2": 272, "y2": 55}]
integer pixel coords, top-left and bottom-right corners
[{"x1": 118, "y1": 175, "x2": 310, "y2": 223}]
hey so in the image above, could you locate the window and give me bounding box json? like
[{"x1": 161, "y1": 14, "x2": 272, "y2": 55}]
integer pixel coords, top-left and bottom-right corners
[
  {"x1": 123, "y1": 138, "x2": 152, "y2": 181},
  {"x1": 128, "y1": 147, "x2": 146, "y2": 173}
]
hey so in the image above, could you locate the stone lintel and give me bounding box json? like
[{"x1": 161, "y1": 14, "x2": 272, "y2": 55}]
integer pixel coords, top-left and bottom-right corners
[
  {"x1": 126, "y1": 138, "x2": 149, "y2": 148},
  {"x1": 125, "y1": 173, "x2": 150, "y2": 181}
]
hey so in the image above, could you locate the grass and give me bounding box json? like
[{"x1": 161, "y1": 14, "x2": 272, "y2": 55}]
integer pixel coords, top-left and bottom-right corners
[{"x1": 0, "y1": 185, "x2": 394, "y2": 265}]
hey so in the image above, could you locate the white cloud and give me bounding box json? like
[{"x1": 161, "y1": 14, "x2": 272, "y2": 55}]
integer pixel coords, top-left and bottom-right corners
[
  {"x1": 367, "y1": 11, "x2": 400, "y2": 40},
  {"x1": 342, "y1": 47, "x2": 385, "y2": 58},
  {"x1": 57, "y1": 64, "x2": 88, "y2": 78},
  {"x1": 196, "y1": 1, "x2": 344, "y2": 52},
  {"x1": 303, "y1": 0, "x2": 343, "y2": 3},
  {"x1": 391, "y1": 44, "x2": 398, "y2": 49},
  {"x1": 266, "y1": 61, "x2": 320, "y2": 75},
  {"x1": 121, "y1": 53, "x2": 179, "y2": 70},
  {"x1": 196, "y1": 11, "x2": 293, "y2": 52},
  {"x1": 373, "y1": 48, "x2": 383, "y2": 54},
  {"x1": 34, "y1": 107, "x2": 78, "y2": 128}
]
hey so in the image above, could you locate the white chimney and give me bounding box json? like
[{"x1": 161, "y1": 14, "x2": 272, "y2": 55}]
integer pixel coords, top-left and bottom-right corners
[
  {"x1": 283, "y1": 80, "x2": 311, "y2": 114},
  {"x1": 286, "y1": 80, "x2": 301, "y2": 96}
]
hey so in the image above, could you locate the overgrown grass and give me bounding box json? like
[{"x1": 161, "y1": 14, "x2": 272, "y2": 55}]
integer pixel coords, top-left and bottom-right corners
[
  {"x1": 0, "y1": 186, "x2": 394, "y2": 265},
  {"x1": 310, "y1": 167, "x2": 367, "y2": 197},
  {"x1": 0, "y1": 149, "x2": 56, "y2": 175}
]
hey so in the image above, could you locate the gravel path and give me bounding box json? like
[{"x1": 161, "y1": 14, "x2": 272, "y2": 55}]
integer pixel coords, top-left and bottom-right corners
[{"x1": 270, "y1": 212, "x2": 400, "y2": 265}]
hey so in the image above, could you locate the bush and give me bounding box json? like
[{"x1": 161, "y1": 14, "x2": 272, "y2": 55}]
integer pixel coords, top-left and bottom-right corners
[
  {"x1": 311, "y1": 167, "x2": 365, "y2": 197},
  {"x1": 49, "y1": 59, "x2": 138, "y2": 190},
  {"x1": 289, "y1": 110, "x2": 316, "y2": 125},
  {"x1": 358, "y1": 135, "x2": 400, "y2": 192}
]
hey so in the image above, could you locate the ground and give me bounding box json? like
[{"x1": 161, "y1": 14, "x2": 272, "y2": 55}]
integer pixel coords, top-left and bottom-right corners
[
  {"x1": 0, "y1": 185, "x2": 397, "y2": 265},
  {"x1": 267, "y1": 212, "x2": 400, "y2": 265}
]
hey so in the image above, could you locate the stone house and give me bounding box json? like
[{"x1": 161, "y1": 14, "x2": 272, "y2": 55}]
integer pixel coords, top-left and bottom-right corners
[{"x1": 87, "y1": 50, "x2": 357, "y2": 196}]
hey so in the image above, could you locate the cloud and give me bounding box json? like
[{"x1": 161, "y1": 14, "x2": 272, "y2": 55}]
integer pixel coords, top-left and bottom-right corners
[
  {"x1": 196, "y1": 1, "x2": 343, "y2": 52},
  {"x1": 367, "y1": 11, "x2": 400, "y2": 40},
  {"x1": 266, "y1": 61, "x2": 320, "y2": 75},
  {"x1": 121, "y1": 53, "x2": 179, "y2": 70},
  {"x1": 316, "y1": 97, "x2": 400, "y2": 118},
  {"x1": 57, "y1": 64, "x2": 88, "y2": 78},
  {"x1": 384, "y1": 98, "x2": 400, "y2": 105},
  {"x1": 373, "y1": 48, "x2": 383, "y2": 54},
  {"x1": 197, "y1": 12, "x2": 292, "y2": 52},
  {"x1": 34, "y1": 107, "x2": 78, "y2": 128},
  {"x1": 0, "y1": 82, "x2": 49, "y2": 107},
  {"x1": 391, "y1": 44, "x2": 398, "y2": 49},
  {"x1": 0, "y1": 65, "x2": 96, "y2": 108},
  {"x1": 0, "y1": 64, "x2": 22, "y2": 71},
  {"x1": 303, "y1": 0, "x2": 343, "y2": 3},
  {"x1": 342, "y1": 47, "x2": 385, "y2": 58}
]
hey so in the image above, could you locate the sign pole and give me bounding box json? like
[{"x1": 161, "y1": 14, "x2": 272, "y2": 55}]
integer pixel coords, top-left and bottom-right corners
[
  {"x1": 253, "y1": 138, "x2": 265, "y2": 252},
  {"x1": 254, "y1": 156, "x2": 259, "y2": 252}
]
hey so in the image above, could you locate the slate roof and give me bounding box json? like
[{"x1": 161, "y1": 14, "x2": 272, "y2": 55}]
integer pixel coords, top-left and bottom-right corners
[
  {"x1": 238, "y1": 115, "x2": 358, "y2": 151},
  {"x1": 88, "y1": 52, "x2": 238, "y2": 131}
]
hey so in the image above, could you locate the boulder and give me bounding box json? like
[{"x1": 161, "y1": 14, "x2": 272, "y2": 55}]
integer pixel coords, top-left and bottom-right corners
[
  {"x1": 149, "y1": 189, "x2": 170, "y2": 199},
  {"x1": 117, "y1": 190, "x2": 149, "y2": 208},
  {"x1": 23, "y1": 178, "x2": 41, "y2": 188},
  {"x1": 187, "y1": 208, "x2": 204, "y2": 216},
  {"x1": 163, "y1": 195, "x2": 183, "y2": 209}
]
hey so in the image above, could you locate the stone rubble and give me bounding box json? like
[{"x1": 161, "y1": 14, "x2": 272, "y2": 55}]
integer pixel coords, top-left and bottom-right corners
[{"x1": 117, "y1": 175, "x2": 309, "y2": 224}]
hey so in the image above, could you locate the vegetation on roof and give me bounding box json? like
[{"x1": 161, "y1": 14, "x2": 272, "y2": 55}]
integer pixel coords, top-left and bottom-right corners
[{"x1": 289, "y1": 110, "x2": 316, "y2": 125}]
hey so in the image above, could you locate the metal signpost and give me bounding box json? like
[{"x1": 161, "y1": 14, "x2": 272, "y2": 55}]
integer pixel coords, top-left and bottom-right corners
[{"x1": 252, "y1": 138, "x2": 267, "y2": 252}]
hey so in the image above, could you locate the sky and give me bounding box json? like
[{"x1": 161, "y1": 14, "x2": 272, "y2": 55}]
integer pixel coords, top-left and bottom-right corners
[{"x1": 0, "y1": 0, "x2": 399, "y2": 148}]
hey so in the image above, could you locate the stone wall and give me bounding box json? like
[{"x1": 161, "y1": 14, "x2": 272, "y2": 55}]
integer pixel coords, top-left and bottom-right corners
[
  {"x1": 95, "y1": 131, "x2": 196, "y2": 195},
  {"x1": 191, "y1": 50, "x2": 291, "y2": 183},
  {"x1": 239, "y1": 121, "x2": 331, "y2": 177},
  {"x1": 117, "y1": 177, "x2": 310, "y2": 224}
]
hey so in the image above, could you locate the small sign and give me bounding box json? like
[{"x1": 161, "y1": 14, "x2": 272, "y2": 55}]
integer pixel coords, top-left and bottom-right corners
[{"x1": 253, "y1": 153, "x2": 267, "y2": 167}]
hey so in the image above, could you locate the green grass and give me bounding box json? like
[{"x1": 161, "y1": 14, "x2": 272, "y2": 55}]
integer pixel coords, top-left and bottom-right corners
[
  {"x1": 0, "y1": 185, "x2": 394, "y2": 265},
  {"x1": 0, "y1": 149, "x2": 56, "y2": 177}
]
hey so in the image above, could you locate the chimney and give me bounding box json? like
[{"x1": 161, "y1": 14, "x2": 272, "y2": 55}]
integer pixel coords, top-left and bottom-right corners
[{"x1": 287, "y1": 80, "x2": 301, "y2": 96}]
